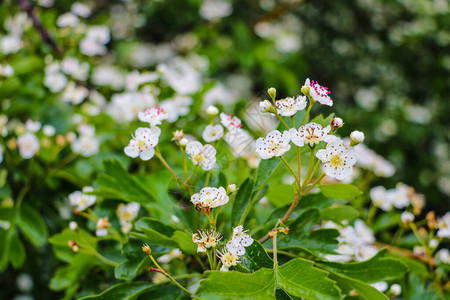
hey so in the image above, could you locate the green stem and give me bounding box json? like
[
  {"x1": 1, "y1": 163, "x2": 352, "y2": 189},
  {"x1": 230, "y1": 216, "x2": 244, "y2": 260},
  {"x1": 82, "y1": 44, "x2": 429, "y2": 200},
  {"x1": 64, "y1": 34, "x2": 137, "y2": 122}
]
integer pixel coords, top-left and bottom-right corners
[
  {"x1": 15, "y1": 183, "x2": 30, "y2": 208},
  {"x1": 149, "y1": 255, "x2": 193, "y2": 296},
  {"x1": 302, "y1": 149, "x2": 316, "y2": 188},
  {"x1": 366, "y1": 203, "x2": 378, "y2": 226},
  {"x1": 280, "y1": 156, "x2": 300, "y2": 190},
  {"x1": 204, "y1": 171, "x2": 211, "y2": 187},
  {"x1": 304, "y1": 159, "x2": 320, "y2": 187},
  {"x1": 155, "y1": 149, "x2": 190, "y2": 190},
  {"x1": 274, "y1": 108, "x2": 290, "y2": 130},
  {"x1": 303, "y1": 173, "x2": 325, "y2": 194},
  {"x1": 181, "y1": 148, "x2": 188, "y2": 181},
  {"x1": 300, "y1": 97, "x2": 314, "y2": 126},
  {"x1": 273, "y1": 232, "x2": 278, "y2": 269}
]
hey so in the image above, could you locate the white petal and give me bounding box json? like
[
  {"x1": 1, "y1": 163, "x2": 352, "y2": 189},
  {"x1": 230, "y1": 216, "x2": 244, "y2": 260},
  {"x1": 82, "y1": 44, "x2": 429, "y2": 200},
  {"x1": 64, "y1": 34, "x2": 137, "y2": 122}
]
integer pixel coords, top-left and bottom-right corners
[
  {"x1": 124, "y1": 145, "x2": 139, "y2": 158},
  {"x1": 139, "y1": 147, "x2": 155, "y2": 160},
  {"x1": 186, "y1": 141, "x2": 202, "y2": 156}
]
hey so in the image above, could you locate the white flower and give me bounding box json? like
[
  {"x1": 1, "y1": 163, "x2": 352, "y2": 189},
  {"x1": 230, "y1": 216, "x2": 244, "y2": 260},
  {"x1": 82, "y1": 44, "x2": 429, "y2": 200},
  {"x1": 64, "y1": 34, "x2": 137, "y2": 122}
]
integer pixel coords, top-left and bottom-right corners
[
  {"x1": 61, "y1": 57, "x2": 90, "y2": 81},
  {"x1": 180, "y1": 138, "x2": 188, "y2": 146},
  {"x1": 350, "y1": 130, "x2": 365, "y2": 144},
  {"x1": 186, "y1": 141, "x2": 216, "y2": 170},
  {"x1": 200, "y1": 0, "x2": 233, "y2": 21},
  {"x1": 138, "y1": 107, "x2": 169, "y2": 127},
  {"x1": 192, "y1": 229, "x2": 222, "y2": 252},
  {"x1": 69, "y1": 221, "x2": 78, "y2": 230},
  {"x1": 43, "y1": 125, "x2": 56, "y2": 136},
  {"x1": 71, "y1": 2, "x2": 91, "y2": 18},
  {"x1": 289, "y1": 122, "x2": 333, "y2": 147},
  {"x1": 303, "y1": 78, "x2": 333, "y2": 106},
  {"x1": 275, "y1": 95, "x2": 307, "y2": 117},
  {"x1": 69, "y1": 186, "x2": 96, "y2": 211},
  {"x1": 226, "y1": 225, "x2": 253, "y2": 256},
  {"x1": 1, "y1": 35, "x2": 23, "y2": 54},
  {"x1": 436, "y1": 249, "x2": 450, "y2": 264},
  {"x1": 91, "y1": 65, "x2": 124, "y2": 90},
  {"x1": 17, "y1": 132, "x2": 39, "y2": 159},
  {"x1": 316, "y1": 138, "x2": 357, "y2": 180},
  {"x1": 16, "y1": 273, "x2": 33, "y2": 292},
  {"x1": 124, "y1": 127, "x2": 161, "y2": 161},
  {"x1": 25, "y1": 120, "x2": 41, "y2": 133},
  {"x1": 224, "y1": 128, "x2": 255, "y2": 157},
  {"x1": 227, "y1": 184, "x2": 237, "y2": 194},
  {"x1": 61, "y1": 82, "x2": 89, "y2": 105},
  {"x1": 117, "y1": 202, "x2": 140, "y2": 233},
  {"x1": 259, "y1": 100, "x2": 272, "y2": 112},
  {"x1": 56, "y1": 13, "x2": 79, "y2": 27},
  {"x1": 44, "y1": 72, "x2": 68, "y2": 93},
  {"x1": 157, "y1": 57, "x2": 202, "y2": 95},
  {"x1": 401, "y1": 211, "x2": 415, "y2": 224},
  {"x1": 217, "y1": 248, "x2": 240, "y2": 271},
  {"x1": 160, "y1": 95, "x2": 193, "y2": 122},
  {"x1": 390, "y1": 284, "x2": 401, "y2": 296},
  {"x1": 369, "y1": 186, "x2": 393, "y2": 211},
  {"x1": 371, "y1": 281, "x2": 388, "y2": 292},
  {"x1": 429, "y1": 239, "x2": 438, "y2": 248},
  {"x1": 157, "y1": 249, "x2": 183, "y2": 263},
  {"x1": 190, "y1": 187, "x2": 229, "y2": 209},
  {"x1": 256, "y1": 130, "x2": 291, "y2": 159},
  {"x1": 220, "y1": 113, "x2": 242, "y2": 132},
  {"x1": 437, "y1": 213, "x2": 450, "y2": 238},
  {"x1": 202, "y1": 125, "x2": 224, "y2": 142},
  {"x1": 206, "y1": 105, "x2": 219, "y2": 116},
  {"x1": 391, "y1": 183, "x2": 411, "y2": 209},
  {"x1": 0, "y1": 63, "x2": 14, "y2": 77},
  {"x1": 79, "y1": 26, "x2": 110, "y2": 56}
]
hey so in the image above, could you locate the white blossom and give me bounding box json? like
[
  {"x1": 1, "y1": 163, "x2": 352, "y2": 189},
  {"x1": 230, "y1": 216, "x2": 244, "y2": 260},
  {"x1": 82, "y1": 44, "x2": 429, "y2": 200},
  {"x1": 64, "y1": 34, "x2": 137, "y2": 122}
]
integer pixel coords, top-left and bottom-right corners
[
  {"x1": 316, "y1": 138, "x2": 357, "y2": 180},
  {"x1": 220, "y1": 113, "x2": 242, "y2": 133},
  {"x1": 117, "y1": 202, "x2": 140, "y2": 233},
  {"x1": 275, "y1": 95, "x2": 307, "y2": 117},
  {"x1": 436, "y1": 249, "x2": 450, "y2": 264},
  {"x1": 25, "y1": 120, "x2": 41, "y2": 133},
  {"x1": 124, "y1": 127, "x2": 161, "y2": 161},
  {"x1": 192, "y1": 229, "x2": 222, "y2": 252},
  {"x1": 61, "y1": 82, "x2": 89, "y2": 105},
  {"x1": 200, "y1": 0, "x2": 233, "y2": 21},
  {"x1": 369, "y1": 186, "x2": 393, "y2": 211},
  {"x1": 138, "y1": 107, "x2": 169, "y2": 127},
  {"x1": 1, "y1": 35, "x2": 23, "y2": 54},
  {"x1": 401, "y1": 211, "x2": 415, "y2": 224},
  {"x1": 371, "y1": 282, "x2": 388, "y2": 292},
  {"x1": 186, "y1": 141, "x2": 216, "y2": 170},
  {"x1": 157, "y1": 57, "x2": 202, "y2": 95},
  {"x1": 69, "y1": 186, "x2": 96, "y2": 211},
  {"x1": 226, "y1": 225, "x2": 253, "y2": 256},
  {"x1": 71, "y1": 2, "x2": 91, "y2": 18},
  {"x1": 217, "y1": 248, "x2": 240, "y2": 271},
  {"x1": 390, "y1": 284, "x2": 402, "y2": 296},
  {"x1": 256, "y1": 130, "x2": 291, "y2": 159},
  {"x1": 289, "y1": 122, "x2": 333, "y2": 147},
  {"x1": 43, "y1": 125, "x2": 56, "y2": 136},
  {"x1": 56, "y1": 13, "x2": 79, "y2": 27},
  {"x1": 61, "y1": 57, "x2": 90, "y2": 81},
  {"x1": 303, "y1": 78, "x2": 333, "y2": 106},
  {"x1": 0, "y1": 63, "x2": 14, "y2": 77},
  {"x1": 96, "y1": 217, "x2": 110, "y2": 237},
  {"x1": 259, "y1": 100, "x2": 272, "y2": 112},
  {"x1": 190, "y1": 187, "x2": 229, "y2": 209},
  {"x1": 157, "y1": 249, "x2": 183, "y2": 263},
  {"x1": 350, "y1": 130, "x2": 365, "y2": 144},
  {"x1": 17, "y1": 132, "x2": 39, "y2": 159},
  {"x1": 437, "y1": 213, "x2": 450, "y2": 238},
  {"x1": 206, "y1": 105, "x2": 219, "y2": 116},
  {"x1": 202, "y1": 125, "x2": 224, "y2": 142},
  {"x1": 160, "y1": 95, "x2": 193, "y2": 122}
]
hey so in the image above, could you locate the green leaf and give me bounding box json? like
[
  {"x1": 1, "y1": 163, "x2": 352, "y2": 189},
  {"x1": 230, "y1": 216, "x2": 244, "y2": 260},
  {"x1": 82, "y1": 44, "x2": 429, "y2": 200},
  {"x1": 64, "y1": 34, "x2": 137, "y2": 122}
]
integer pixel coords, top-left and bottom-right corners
[
  {"x1": 278, "y1": 258, "x2": 342, "y2": 300},
  {"x1": 172, "y1": 231, "x2": 197, "y2": 255},
  {"x1": 94, "y1": 159, "x2": 156, "y2": 204},
  {"x1": 254, "y1": 159, "x2": 279, "y2": 195},
  {"x1": 266, "y1": 184, "x2": 295, "y2": 207},
  {"x1": 17, "y1": 204, "x2": 48, "y2": 246},
  {"x1": 115, "y1": 257, "x2": 149, "y2": 280},
  {"x1": 372, "y1": 212, "x2": 401, "y2": 233},
  {"x1": 297, "y1": 193, "x2": 338, "y2": 212},
  {"x1": 241, "y1": 241, "x2": 273, "y2": 272},
  {"x1": 50, "y1": 254, "x2": 97, "y2": 291},
  {"x1": 9, "y1": 230, "x2": 25, "y2": 269},
  {"x1": 196, "y1": 268, "x2": 276, "y2": 299},
  {"x1": 140, "y1": 227, "x2": 178, "y2": 247},
  {"x1": 80, "y1": 282, "x2": 153, "y2": 299},
  {"x1": 319, "y1": 184, "x2": 362, "y2": 200},
  {"x1": 318, "y1": 249, "x2": 408, "y2": 283},
  {"x1": 320, "y1": 206, "x2": 360, "y2": 223},
  {"x1": 310, "y1": 113, "x2": 335, "y2": 128},
  {"x1": 329, "y1": 273, "x2": 387, "y2": 300},
  {"x1": 231, "y1": 178, "x2": 254, "y2": 226},
  {"x1": 135, "y1": 217, "x2": 175, "y2": 236}
]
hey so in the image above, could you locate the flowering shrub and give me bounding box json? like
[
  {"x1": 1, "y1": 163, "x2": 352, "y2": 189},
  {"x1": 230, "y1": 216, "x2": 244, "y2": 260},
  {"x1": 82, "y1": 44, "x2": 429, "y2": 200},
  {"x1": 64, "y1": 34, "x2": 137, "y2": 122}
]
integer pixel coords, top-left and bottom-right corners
[{"x1": 0, "y1": 0, "x2": 449, "y2": 299}]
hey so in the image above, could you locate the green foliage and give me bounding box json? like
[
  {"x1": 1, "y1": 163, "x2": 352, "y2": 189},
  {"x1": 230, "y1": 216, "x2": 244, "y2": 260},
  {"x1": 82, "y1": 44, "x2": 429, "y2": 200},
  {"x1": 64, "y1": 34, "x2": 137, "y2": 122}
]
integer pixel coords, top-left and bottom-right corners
[
  {"x1": 17, "y1": 204, "x2": 48, "y2": 246},
  {"x1": 231, "y1": 178, "x2": 254, "y2": 226},
  {"x1": 319, "y1": 184, "x2": 362, "y2": 200}
]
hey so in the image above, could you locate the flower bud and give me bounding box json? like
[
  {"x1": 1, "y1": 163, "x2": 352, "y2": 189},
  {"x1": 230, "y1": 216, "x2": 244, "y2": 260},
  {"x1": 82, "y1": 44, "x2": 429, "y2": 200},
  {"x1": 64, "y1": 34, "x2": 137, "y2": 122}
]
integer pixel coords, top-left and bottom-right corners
[
  {"x1": 389, "y1": 284, "x2": 401, "y2": 296},
  {"x1": 331, "y1": 117, "x2": 343, "y2": 130},
  {"x1": 259, "y1": 100, "x2": 272, "y2": 113},
  {"x1": 227, "y1": 184, "x2": 237, "y2": 194},
  {"x1": 429, "y1": 238, "x2": 438, "y2": 248},
  {"x1": 267, "y1": 87, "x2": 276, "y2": 100},
  {"x1": 179, "y1": 138, "x2": 188, "y2": 146},
  {"x1": 350, "y1": 130, "x2": 365, "y2": 146},
  {"x1": 401, "y1": 211, "x2": 414, "y2": 224},
  {"x1": 206, "y1": 105, "x2": 219, "y2": 116},
  {"x1": 69, "y1": 221, "x2": 78, "y2": 230},
  {"x1": 301, "y1": 85, "x2": 310, "y2": 96},
  {"x1": 142, "y1": 243, "x2": 152, "y2": 255},
  {"x1": 96, "y1": 217, "x2": 110, "y2": 229}
]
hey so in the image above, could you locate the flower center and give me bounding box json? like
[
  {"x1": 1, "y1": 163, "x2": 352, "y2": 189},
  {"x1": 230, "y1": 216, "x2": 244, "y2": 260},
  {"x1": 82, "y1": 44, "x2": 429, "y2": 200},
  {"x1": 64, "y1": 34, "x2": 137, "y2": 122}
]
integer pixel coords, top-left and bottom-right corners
[
  {"x1": 120, "y1": 211, "x2": 133, "y2": 221},
  {"x1": 137, "y1": 140, "x2": 147, "y2": 151},
  {"x1": 330, "y1": 154, "x2": 343, "y2": 167},
  {"x1": 193, "y1": 153, "x2": 205, "y2": 163}
]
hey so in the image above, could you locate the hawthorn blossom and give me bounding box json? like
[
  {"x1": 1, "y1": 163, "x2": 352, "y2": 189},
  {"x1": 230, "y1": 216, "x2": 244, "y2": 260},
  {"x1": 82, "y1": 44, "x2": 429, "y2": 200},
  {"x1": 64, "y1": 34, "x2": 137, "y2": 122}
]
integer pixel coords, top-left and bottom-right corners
[
  {"x1": 217, "y1": 248, "x2": 240, "y2": 271},
  {"x1": 200, "y1": 0, "x2": 233, "y2": 21},
  {"x1": 186, "y1": 141, "x2": 216, "y2": 170},
  {"x1": 437, "y1": 213, "x2": 450, "y2": 238},
  {"x1": 202, "y1": 125, "x2": 224, "y2": 142},
  {"x1": 56, "y1": 13, "x2": 79, "y2": 27},
  {"x1": 124, "y1": 127, "x2": 161, "y2": 161},
  {"x1": 0, "y1": 63, "x2": 13, "y2": 77},
  {"x1": 303, "y1": 78, "x2": 333, "y2": 106},
  {"x1": 220, "y1": 113, "x2": 241, "y2": 132},
  {"x1": 192, "y1": 229, "x2": 222, "y2": 252},
  {"x1": 401, "y1": 211, "x2": 415, "y2": 224},
  {"x1": 138, "y1": 107, "x2": 168, "y2": 127},
  {"x1": 160, "y1": 95, "x2": 193, "y2": 122},
  {"x1": 369, "y1": 186, "x2": 393, "y2": 211},
  {"x1": 117, "y1": 202, "x2": 140, "y2": 233},
  {"x1": 226, "y1": 225, "x2": 253, "y2": 256},
  {"x1": 190, "y1": 186, "x2": 229, "y2": 209},
  {"x1": 1, "y1": 35, "x2": 23, "y2": 54},
  {"x1": 80, "y1": 26, "x2": 110, "y2": 56},
  {"x1": 69, "y1": 186, "x2": 96, "y2": 211},
  {"x1": 289, "y1": 122, "x2": 333, "y2": 147},
  {"x1": 256, "y1": 130, "x2": 291, "y2": 159},
  {"x1": 157, "y1": 249, "x2": 183, "y2": 263},
  {"x1": 275, "y1": 95, "x2": 307, "y2": 117},
  {"x1": 316, "y1": 138, "x2": 357, "y2": 180},
  {"x1": 61, "y1": 82, "x2": 89, "y2": 105},
  {"x1": 17, "y1": 132, "x2": 39, "y2": 159}
]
